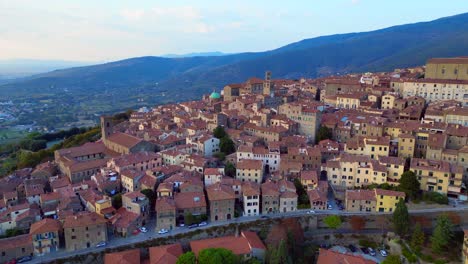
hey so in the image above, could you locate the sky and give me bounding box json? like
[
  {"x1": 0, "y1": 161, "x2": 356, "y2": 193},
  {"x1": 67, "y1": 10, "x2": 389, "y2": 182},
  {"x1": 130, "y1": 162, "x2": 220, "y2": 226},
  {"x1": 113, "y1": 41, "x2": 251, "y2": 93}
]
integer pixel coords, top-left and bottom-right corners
[{"x1": 1, "y1": 0, "x2": 467, "y2": 62}]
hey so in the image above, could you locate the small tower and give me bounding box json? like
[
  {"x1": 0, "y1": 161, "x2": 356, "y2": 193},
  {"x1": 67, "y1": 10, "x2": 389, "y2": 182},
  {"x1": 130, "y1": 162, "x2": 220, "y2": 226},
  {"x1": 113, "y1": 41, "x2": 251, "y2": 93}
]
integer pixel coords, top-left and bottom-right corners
[
  {"x1": 100, "y1": 116, "x2": 114, "y2": 142},
  {"x1": 263, "y1": 71, "x2": 272, "y2": 95}
]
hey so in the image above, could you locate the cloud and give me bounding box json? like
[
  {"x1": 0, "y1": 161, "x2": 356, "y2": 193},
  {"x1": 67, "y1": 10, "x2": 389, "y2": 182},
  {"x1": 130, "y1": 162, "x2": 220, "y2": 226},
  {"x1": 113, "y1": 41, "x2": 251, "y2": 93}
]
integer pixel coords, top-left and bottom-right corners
[
  {"x1": 120, "y1": 9, "x2": 145, "y2": 21},
  {"x1": 351, "y1": 0, "x2": 360, "y2": 5}
]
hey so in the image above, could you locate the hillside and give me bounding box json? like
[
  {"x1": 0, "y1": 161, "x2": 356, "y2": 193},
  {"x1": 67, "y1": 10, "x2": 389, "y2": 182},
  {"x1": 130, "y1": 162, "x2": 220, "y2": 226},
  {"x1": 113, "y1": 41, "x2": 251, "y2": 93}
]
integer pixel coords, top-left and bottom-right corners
[{"x1": 1, "y1": 12, "x2": 468, "y2": 129}]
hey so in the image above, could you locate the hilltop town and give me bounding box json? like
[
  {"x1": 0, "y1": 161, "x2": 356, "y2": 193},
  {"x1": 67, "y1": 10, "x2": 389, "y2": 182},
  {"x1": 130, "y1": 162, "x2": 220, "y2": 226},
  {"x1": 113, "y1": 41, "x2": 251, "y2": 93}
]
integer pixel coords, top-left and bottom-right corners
[{"x1": 1, "y1": 57, "x2": 468, "y2": 264}]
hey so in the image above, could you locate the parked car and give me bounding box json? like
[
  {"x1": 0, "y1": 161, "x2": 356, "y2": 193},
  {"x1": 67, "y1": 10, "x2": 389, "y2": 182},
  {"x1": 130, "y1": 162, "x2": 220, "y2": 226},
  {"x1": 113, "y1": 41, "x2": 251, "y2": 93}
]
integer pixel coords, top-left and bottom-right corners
[
  {"x1": 198, "y1": 221, "x2": 208, "y2": 227},
  {"x1": 307, "y1": 210, "x2": 316, "y2": 214},
  {"x1": 158, "y1": 229, "x2": 169, "y2": 234},
  {"x1": 96, "y1": 241, "x2": 107, "y2": 248},
  {"x1": 319, "y1": 244, "x2": 331, "y2": 249},
  {"x1": 179, "y1": 224, "x2": 185, "y2": 227},
  {"x1": 139, "y1": 227, "x2": 148, "y2": 233},
  {"x1": 132, "y1": 229, "x2": 141, "y2": 235},
  {"x1": 17, "y1": 256, "x2": 32, "y2": 263},
  {"x1": 380, "y1": 249, "x2": 388, "y2": 257},
  {"x1": 368, "y1": 247, "x2": 376, "y2": 256},
  {"x1": 360, "y1": 247, "x2": 369, "y2": 254},
  {"x1": 261, "y1": 215, "x2": 270, "y2": 219},
  {"x1": 188, "y1": 224, "x2": 198, "y2": 229},
  {"x1": 348, "y1": 244, "x2": 357, "y2": 252},
  {"x1": 327, "y1": 204, "x2": 333, "y2": 210}
]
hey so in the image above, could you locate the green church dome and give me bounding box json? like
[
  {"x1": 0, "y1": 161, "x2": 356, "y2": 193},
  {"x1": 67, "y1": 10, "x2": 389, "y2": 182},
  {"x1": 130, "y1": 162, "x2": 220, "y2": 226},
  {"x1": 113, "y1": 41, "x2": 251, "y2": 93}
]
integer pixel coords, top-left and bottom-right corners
[{"x1": 209, "y1": 91, "x2": 221, "y2": 99}]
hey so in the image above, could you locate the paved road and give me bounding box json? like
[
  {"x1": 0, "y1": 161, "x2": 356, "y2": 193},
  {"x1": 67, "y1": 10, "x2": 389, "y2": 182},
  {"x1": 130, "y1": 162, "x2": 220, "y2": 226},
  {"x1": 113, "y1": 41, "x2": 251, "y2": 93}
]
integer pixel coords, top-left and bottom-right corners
[{"x1": 30, "y1": 205, "x2": 468, "y2": 264}]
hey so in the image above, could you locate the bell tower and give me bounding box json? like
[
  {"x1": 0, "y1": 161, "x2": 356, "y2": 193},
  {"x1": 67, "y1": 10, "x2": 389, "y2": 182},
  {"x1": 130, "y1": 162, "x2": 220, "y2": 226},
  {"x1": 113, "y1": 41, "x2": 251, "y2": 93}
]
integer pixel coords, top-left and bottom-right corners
[
  {"x1": 263, "y1": 71, "x2": 272, "y2": 95},
  {"x1": 100, "y1": 116, "x2": 114, "y2": 142}
]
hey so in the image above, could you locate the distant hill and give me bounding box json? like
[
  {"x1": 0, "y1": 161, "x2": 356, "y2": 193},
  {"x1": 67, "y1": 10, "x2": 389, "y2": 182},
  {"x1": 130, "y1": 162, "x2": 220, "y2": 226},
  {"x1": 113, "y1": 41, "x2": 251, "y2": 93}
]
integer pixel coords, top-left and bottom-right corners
[
  {"x1": 161, "y1": 51, "x2": 232, "y2": 58},
  {"x1": 0, "y1": 59, "x2": 91, "y2": 79},
  {"x1": 1, "y1": 12, "x2": 468, "y2": 129}
]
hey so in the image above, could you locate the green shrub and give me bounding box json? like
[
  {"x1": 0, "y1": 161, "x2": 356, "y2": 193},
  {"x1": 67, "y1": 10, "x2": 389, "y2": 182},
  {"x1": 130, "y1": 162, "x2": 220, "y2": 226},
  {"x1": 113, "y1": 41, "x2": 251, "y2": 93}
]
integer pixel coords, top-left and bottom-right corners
[
  {"x1": 334, "y1": 233, "x2": 344, "y2": 239},
  {"x1": 422, "y1": 192, "x2": 449, "y2": 204},
  {"x1": 358, "y1": 239, "x2": 377, "y2": 248},
  {"x1": 419, "y1": 254, "x2": 434, "y2": 262}
]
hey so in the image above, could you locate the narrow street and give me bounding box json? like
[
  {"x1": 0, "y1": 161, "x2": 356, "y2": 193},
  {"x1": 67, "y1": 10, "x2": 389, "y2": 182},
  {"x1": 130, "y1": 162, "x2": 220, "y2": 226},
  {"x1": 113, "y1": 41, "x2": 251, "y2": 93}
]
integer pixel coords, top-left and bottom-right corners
[{"x1": 30, "y1": 205, "x2": 468, "y2": 264}]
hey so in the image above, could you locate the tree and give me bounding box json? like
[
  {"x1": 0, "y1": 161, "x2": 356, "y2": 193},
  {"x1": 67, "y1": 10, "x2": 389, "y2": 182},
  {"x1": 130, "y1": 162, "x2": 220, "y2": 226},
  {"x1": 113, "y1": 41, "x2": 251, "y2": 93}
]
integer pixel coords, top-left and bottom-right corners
[
  {"x1": 431, "y1": 214, "x2": 454, "y2": 254},
  {"x1": 293, "y1": 178, "x2": 309, "y2": 207},
  {"x1": 4, "y1": 228, "x2": 21, "y2": 238},
  {"x1": 316, "y1": 126, "x2": 333, "y2": 142},
  {"x1": 141, "y1": 189, "x2": 156, "y2": 210},
  {"x1": 220, "y1": 136, "x2": 235, "y2": 155},
  {"x1": 382, "y1": 255, "x2": 402, "y2": 264},
  {"x1": 397, "y1": 171, "x2": 420, "y2": 200},
  {"x1": 225, "y1": 162, "x2": 236, "y2": 177},
  {"x1": 392, "y1": 198, "x2": 409, "y2": 237},
  {"x1": 112, "y1": 194, "x2": 122, "y2": 209},
  {"x1": 176, "y1": 252, "x2": 196, "y2": 264},
  {"x1": 242, "y1": 258, "x2": 261, "y2": 264},
  {"x1": 266, "y1": 240, "x2": 289, "y2": 264},
  {"x1": 213, "y1": 126, "x2": 227, "y2": 139},
  {"x1": 349, "y1": 216, "x2": 366, "y2": 231},
  {"x1": 323, "y1": 215, "x2": 342, "y2": 229},
  {"x1": 184, "y1": 212, "x2": 195, "y2": 225},
  {"x1": 198, "y1": 248, "x2": 239, "y2": 264},
  {"x1": 410, "y1": 223, "x2": 425, "y2": 252}
]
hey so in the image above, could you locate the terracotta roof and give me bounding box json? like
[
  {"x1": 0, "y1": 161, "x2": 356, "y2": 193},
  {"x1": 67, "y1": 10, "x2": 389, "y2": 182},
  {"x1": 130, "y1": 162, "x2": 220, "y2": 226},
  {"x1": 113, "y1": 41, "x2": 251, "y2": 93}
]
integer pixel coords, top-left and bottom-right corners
[
  {"x1": 242, "y1": 181, "x2": 260, "y2": 196},
  {"x1": 155, "y1": 196, "x2": 176, "y2": 212},
  {"x1": 63, "y1": 212, "x2": 107, "y2": 229},
  {"x1": 308, "y1": 189, "x2": 327, "y2": 203},
  {"x1": 190, "y1": 236, "x2": 251, "y2": 256},
  {"x1": 0, "y1": 234, "x2": 32, "y2": 251},
  {"x1": 317, "y1": 248, "x2": 376, "y2": 264},
  {"x1": 107, "y1": 132, "x2": 143, "y2": 148},
  {"x1": 56, "y1": 141, "x2": 107, "y2": 158},
  {"x1": 346, "y1": 190, "x2": 376, "y2": 201},
  {"x1": 50, "y1": 177, "x2": 71, "y2": 190},
  {"x1": 301, "y1": 171, "x2": 318, "y2": 183},
  {"x1": 427, "y1": 57, "x2": 468, "y2": 64},
  {"x1": 105, "y1": 249, "x2": 140, "y2": 264},
  {"x1": 121, "y1": 169, "x2": 146, "y2": 180},
  {"x1": 374, "y1": 189, "x2": 405, "y2": 198},
  {"x1": 204, "y1": 168, "x2": 222, "y2": 175},
  {"x1": 109, "y1": 208, "x2": 140, "y2": 229},
  {"x1": 149, "y1": 243, "x2": 183, "y2": 264},
  {"x1": 261, "y1": 181, "x2": 280, "y2": 196},
  {"x1": 111, "y1": 152, "x2": 161, "y2": 168},
  {"x1": 237, "y1": 159, "x2": 262, "y2": 170},
  {"x1": 241, "y1": 231, "x2": 266, "y2": 250},
  {"x1": 29, "y1": 218, "x2": 62, "y2": 235},
  {"x1": 40, "y1": 192, "x2": 62, "y2": 203},
  {"x1": 206, "y1": 183, "x2": 235, "y2": 201},
  {"x1": 174, "y1": 192, "x2": 206, "y2": 209}
]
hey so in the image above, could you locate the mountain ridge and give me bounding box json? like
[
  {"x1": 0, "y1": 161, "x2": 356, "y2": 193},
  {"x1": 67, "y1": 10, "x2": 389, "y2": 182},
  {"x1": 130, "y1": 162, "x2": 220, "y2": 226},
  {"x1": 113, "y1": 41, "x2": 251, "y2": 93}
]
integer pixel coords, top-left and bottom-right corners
[{"x1": 1, "y1": 12, "x2": 468, "y2": 129}]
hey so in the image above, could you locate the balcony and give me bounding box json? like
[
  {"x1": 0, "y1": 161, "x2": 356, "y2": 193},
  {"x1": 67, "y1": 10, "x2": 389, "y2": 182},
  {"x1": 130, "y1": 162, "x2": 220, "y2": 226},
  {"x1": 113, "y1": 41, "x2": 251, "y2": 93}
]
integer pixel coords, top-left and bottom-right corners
[
  {"x1": 427, "y1": 177, "x2": 437, "y2": 185},
  {"x1": 448, "y1": 185, "x2": 461, "y2": 194}
]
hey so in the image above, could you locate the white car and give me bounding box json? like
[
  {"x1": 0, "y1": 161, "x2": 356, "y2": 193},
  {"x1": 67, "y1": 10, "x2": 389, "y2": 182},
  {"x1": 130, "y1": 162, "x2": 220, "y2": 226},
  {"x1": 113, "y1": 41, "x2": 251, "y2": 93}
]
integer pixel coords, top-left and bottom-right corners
[
  {"x1": 96, "y1": 241, "x2": 107, "y2": 248},
  {"x1": 380, "y1": 249, "x2": 388, "y2": 257},
  {"x1": 307, "y1": 210, "x2": 316, "y2": 214},
  {"x1": 198, "y1": 221, "x2": 207, "y2": 227},
  {"x1": 158, "y1": 229, "x2": 169, "y2": 234},
  {"x1": 139, "y1": 227, "x2": 148, "y2": 233},
  {"x1": 327, "y1": 204, "x2": 333, "y2": 210}
]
